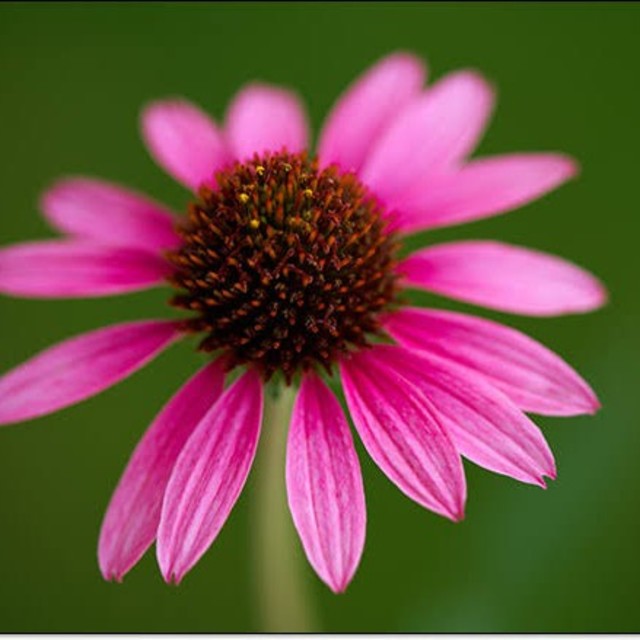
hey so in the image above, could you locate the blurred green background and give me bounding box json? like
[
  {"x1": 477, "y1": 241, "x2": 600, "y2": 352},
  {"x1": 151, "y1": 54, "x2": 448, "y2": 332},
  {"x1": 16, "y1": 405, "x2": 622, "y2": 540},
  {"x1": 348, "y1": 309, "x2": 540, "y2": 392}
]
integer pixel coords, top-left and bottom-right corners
[{"x1": 0, "y1": 1, "x2": 638, "y2": 632}]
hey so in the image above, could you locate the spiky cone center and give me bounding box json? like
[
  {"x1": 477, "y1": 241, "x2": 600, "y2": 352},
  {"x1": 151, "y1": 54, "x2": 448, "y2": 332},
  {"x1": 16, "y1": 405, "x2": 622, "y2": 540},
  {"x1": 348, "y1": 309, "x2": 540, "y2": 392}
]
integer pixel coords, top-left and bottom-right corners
[{"x1": 167, "y1": 150, "x2": 400, "y2": 383}]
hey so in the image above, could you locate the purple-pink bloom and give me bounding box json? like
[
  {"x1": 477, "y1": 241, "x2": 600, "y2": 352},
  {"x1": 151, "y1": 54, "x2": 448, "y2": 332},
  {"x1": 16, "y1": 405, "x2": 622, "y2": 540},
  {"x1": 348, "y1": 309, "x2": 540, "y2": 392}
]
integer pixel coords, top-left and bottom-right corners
[{"x1": 0, "y1": 52, "x2": 606, "y2": 593}]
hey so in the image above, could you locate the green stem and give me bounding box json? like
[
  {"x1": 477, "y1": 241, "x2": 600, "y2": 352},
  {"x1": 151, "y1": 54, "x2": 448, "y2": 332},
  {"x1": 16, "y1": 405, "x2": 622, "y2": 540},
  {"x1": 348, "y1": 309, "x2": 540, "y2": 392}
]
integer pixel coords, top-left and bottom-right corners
[{"x1": 252, "y1": 383, "x2": 318, "y2": 632}]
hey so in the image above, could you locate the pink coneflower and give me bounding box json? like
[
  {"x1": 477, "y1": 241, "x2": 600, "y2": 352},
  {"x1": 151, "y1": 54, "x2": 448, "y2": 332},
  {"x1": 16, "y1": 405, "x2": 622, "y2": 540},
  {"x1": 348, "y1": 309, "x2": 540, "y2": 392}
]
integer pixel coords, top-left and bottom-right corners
[{"x1": 0, "y1": 52, "x2": 606, "y2": 593}]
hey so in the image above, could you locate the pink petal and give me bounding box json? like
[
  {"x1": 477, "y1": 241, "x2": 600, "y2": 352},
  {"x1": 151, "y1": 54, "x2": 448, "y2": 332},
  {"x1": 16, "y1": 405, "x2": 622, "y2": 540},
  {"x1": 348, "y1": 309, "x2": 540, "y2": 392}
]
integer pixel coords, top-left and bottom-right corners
[
  {"x1": 382, "y1": 307, "x2": 600, "y2": 416},
  {"x1": 361, "y1": 71, "x2": 494, "y2": 206},
  {"x1": 40, "y1": 177, "x2": 181, "y2": 252},
  {"x1": 157, "y1": 370, "x2": 263, "y2": 584},
  {"x1": 399, "y1": 240, "x2": 607, "y2": 316},
  {"x1": 340, "y1": 346, "x2": 465, "y2": 521},
  {"x1": 317, "y1": 52, "x2": 426, "y2": 173},
  {"x1": 0, "y1": 320, "x2": 181, "y2": 426},
  {"x1": 225, "y1": 83, "x2": 309, "y2": 160},
  {"x1": 392, "y1": 153, "x2": 579, "y2": 234},
  {"x1": 0, "y1": 240, "x2": 171, "y2": 298},
  {"x1": 373, "y1": 346, "x2": 556, "y2": 487},
  {"x1": 141, "y1": 99, "x2": 231, "y2": 191},
  {"x1": 98, "y1": 360, "x2": 225, "y2": 582},
  {"x1": 286, "y1": 373, "x2": 366, "y2": 593}
]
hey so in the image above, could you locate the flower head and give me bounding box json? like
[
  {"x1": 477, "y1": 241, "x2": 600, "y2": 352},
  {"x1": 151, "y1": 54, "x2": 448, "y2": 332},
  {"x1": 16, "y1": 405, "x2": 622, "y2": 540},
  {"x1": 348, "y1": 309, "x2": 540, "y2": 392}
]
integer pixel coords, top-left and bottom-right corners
[
  {"x1": 167, "y1": 149, "x2": 399, "y2": 381},
  {"x1": 0, "y1": 52, "x2": 606, "y2": 593}
]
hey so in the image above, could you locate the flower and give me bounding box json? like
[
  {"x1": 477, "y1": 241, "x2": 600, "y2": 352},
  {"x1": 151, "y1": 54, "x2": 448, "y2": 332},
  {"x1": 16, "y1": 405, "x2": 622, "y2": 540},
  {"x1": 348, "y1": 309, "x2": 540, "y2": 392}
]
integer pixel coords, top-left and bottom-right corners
[{"x1": 0, "y1": 52, "x2": 606, "y2": 594}]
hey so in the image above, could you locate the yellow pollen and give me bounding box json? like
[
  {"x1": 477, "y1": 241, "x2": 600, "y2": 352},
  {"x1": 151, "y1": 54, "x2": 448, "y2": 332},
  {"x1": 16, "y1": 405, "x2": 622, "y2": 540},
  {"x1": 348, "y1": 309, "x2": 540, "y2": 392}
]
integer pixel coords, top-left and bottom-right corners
[
  {"x1": 303, "y1": 188, "x2": 314, "y2": 197},
  {"x1": 255, "y1": 165, "x2": 265, "y2": 176},
  {"x1": 249, "y1": 219, "x2": 260, "y2": 230},
  {"x1": 238, "y1": 193, "x2": 250, "y2": 204}
]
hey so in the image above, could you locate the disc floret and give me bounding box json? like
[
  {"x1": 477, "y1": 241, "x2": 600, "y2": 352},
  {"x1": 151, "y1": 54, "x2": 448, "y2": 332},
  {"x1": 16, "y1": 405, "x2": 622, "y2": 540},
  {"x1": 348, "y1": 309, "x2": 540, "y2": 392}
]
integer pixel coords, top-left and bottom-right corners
[{"x1": 168, "y1": 150, "x2": 400, "y2": 382}]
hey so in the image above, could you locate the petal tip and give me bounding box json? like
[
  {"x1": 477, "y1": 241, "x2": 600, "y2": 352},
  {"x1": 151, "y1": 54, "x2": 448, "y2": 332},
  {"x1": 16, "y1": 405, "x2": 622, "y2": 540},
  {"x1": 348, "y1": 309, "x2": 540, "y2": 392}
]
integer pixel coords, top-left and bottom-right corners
[
  {"x1": 140, "y1": 98, "x2": 167, "y2": 129},
  {"x1": 449, "y1": 509, "x2": 465, "y2": 523},
  {"x1": 578, "y1": 267, "x2": 609, "y2": 313},
  {"x1": 39, "y1": 177, "x2": 70, "y2": 213},
  {"x1": 571, "y1": 380, "x2": 603, "y2": 415},
  {"x1": 573, "y1": 277, "x2": 609, "y2": 315},
  {"x1": 99, "y1": 563, "x2": 125, "y2": 583},
  {"x1": 446, "y1": 502, "x2": 466, "y2": 523},
  {"x1": 589, "y1": 397, "x2": 603, "y2": 414},
  {"x1": 561, "y1": 155, "x2": 581, "y2": 180},
  {"x1": 573, "y1": 390, "x2": 602, "y2": 416},
  {"x1": 140, "y1": 98, "x2": 187, "y2": 143},
  {"x1": 139, "y1": 97, "x2": 227, "y2": 192},
  {"x1": 157, "y1": 545, "x2": 183, "y2": 585},
  {"x1": 536, "y1": 466, "x2": 557, "y2": 489},
  {"x1": 327, "y1": 578, "x2": 350, "y2": 595},
  {"x1": 140, "y1": 97, "x2": 184, "y2": 119},
  {"x1": 446, "y1": 484, "x2": 467, "y2": 523},
  {"x1": 320, "y1": 563, "x2": 359, "y2": 594},
  {"x1": 543, "y1": 457, "x2": 558, "y2": 484},
  {"x1": 108, "y1": 573, "x2": 124, "y2": 584},
  {"x1": 452, "y1": 68, "x2": 496, "y2": 99},
  {"x1": 160, "y1": 564, "x2": 184, "y2": 586},
  {"x1": 594, "y1": 281, "x2": 610, "y2": 309},
  {"x1": 385, "y1": 50, "x2": 427, "y2": 74}
]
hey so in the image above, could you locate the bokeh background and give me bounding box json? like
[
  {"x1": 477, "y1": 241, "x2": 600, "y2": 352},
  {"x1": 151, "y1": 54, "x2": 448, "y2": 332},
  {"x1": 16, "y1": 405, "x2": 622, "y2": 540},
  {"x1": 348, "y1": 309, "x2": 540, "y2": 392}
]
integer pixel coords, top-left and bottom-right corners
[{"x1": 0, "y1": 1, "x2": 638, "y2": 632}]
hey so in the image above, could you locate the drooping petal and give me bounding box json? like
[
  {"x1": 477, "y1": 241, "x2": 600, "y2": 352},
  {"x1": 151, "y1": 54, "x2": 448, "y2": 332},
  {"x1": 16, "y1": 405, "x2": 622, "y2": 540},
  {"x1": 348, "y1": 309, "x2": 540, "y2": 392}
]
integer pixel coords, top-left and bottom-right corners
[
  {"x1": 392, "y1": 153, "x2": 579, "y2": 234},
  {"x1": 157, "y1": 370, "x2": 263, "y2": 584},
  {"x1": 361, "y1": 71, "x2": 494, "y2": 206},
  {"x1": 372, "y1": 346, "x2": 556, "y2": 487},
  {"x1": 40, "y1": 177, "x2": 181, "y2": 252},
  {"x1": 286, "y1": 373, "x2": 366, "y2": 593},
  {"x1": 225, "y1": 83, "x2": 309, "y2": 160},
  {"x1": 399, "y1": 240, "x2": 607, "y2": 316},
  {"x1": 340, "y1": 346, "x2": 465, "y2": 521},
  {"x1": 141, "y1": 99, "x2": 231, "y2": 191},
  {"x1": 98, "y1": 360, "x2": 225, "y2": 582},
  {"x1": 317, "y1": 52, "x2": 426, "y2": 173},
  {"x1": 382, "y1": 307, "x2": 600, "y2": 416},
  {"x1": 0, "y1": 320, "x2": 181, "y2": 426},
  {"x1": 0, "y1": 240, "x2": 171, "y2": 298}
]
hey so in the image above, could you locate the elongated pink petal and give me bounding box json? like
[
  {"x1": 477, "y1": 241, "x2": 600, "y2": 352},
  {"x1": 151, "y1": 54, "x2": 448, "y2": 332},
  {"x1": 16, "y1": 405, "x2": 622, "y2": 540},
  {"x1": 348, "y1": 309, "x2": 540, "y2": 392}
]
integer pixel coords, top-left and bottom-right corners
[
  {"x1": 286, "y1": 373, "x2": 366, "y2": 593},
  {"x1": 141, "y1": 99, "x2": 231, "y2": 191},
  {"x1": 41, "y1": 177, "x2": 181, "y2": 252},
  {"x1": 0, "y1": 240, "x2": 171, "y2": 298},
  {"x1": 361, "y1": 71, "x2": 494, "y2": 205},
  {"x1": 340, "y1": 347, "x2": 465, "y2": 521},
  {"x1": 382, "y1": 307, "x2": 600, "y2": 416},
  {"x1": 400, "y1": 240, "x2": 607, "y2": 316},
  {"x1": 392, "y1": 153, "x2": 579, "y2": 234},
  {"x1": 98, "y1": 360, "x2": 225, "y2": 582},
  {"x1": 317, "y1": 52, "x2": 426, "y2": 173},
  {"x1": 0, "y1": 320, "x2": 181, "y2": 426},
  {"x1": 225, "y1": 83, "x2": 309, "y2": 160},
  {"x1": 157, "y1": 370, "x2": 263, "y2": 584},
  {"x1": 373, "y1": 346, "x2": 556, "y2": 486}
]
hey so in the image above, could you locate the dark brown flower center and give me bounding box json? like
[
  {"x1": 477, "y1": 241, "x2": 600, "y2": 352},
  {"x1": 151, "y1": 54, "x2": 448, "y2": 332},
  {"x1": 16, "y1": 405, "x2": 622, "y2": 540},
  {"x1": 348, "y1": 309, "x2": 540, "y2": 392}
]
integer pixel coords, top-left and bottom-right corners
[{"x1": 167, "y1": 150, "x2": 400, "y2": 383}]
